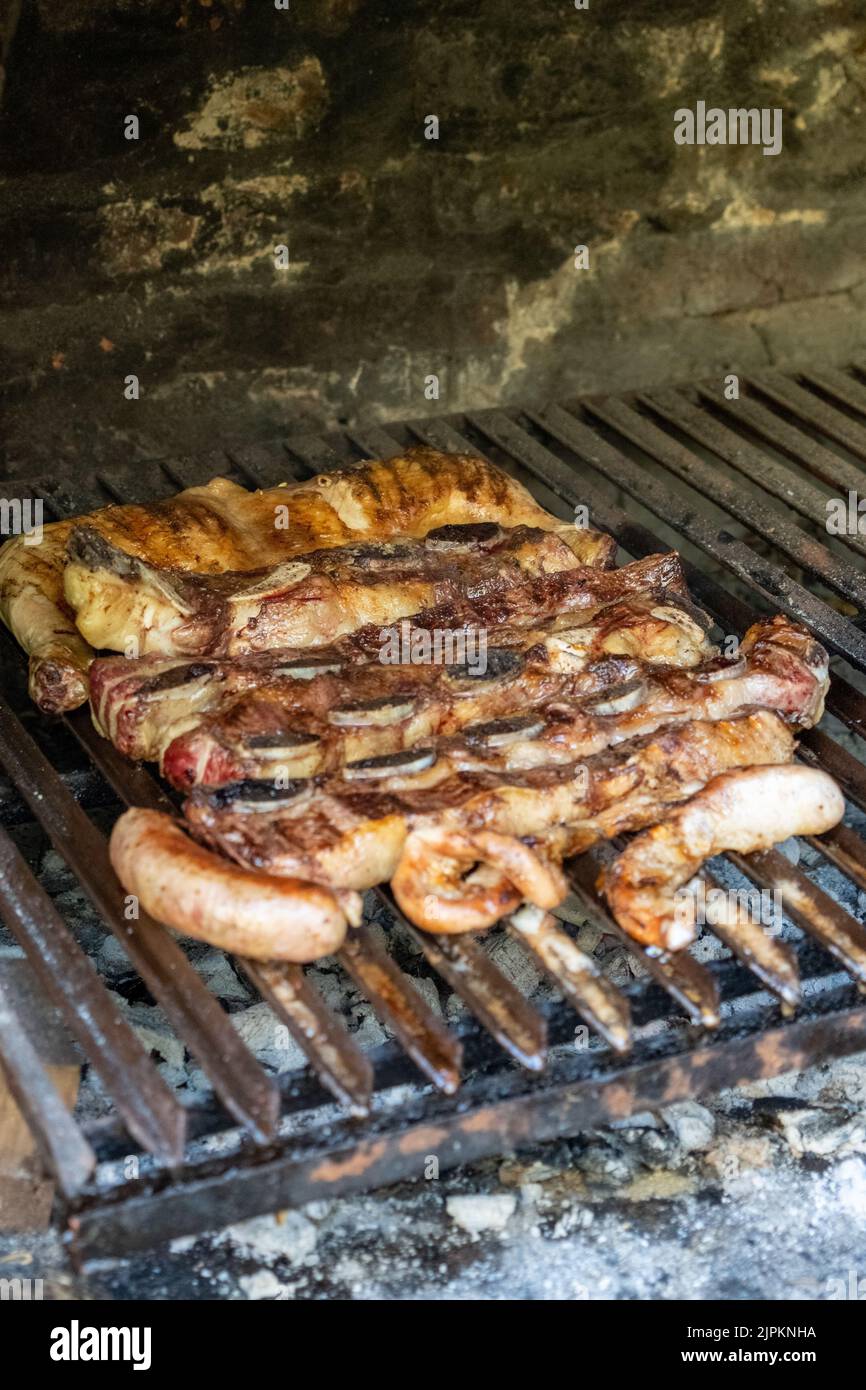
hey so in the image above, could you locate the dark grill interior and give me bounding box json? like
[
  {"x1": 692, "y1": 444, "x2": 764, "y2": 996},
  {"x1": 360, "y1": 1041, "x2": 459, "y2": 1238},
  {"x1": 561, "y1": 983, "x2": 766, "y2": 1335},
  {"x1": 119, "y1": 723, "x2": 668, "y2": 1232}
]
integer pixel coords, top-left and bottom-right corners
[{"x1": 2, "y1": 366, "x2": 866, "y2": 1262}]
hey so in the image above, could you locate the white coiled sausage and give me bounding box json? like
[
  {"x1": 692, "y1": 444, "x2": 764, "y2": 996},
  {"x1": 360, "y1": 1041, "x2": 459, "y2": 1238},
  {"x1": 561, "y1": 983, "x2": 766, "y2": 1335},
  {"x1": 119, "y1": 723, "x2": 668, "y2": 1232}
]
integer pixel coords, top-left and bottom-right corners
[{"x1": 392, "y1": 825, "x2": 567, "y2": 933}]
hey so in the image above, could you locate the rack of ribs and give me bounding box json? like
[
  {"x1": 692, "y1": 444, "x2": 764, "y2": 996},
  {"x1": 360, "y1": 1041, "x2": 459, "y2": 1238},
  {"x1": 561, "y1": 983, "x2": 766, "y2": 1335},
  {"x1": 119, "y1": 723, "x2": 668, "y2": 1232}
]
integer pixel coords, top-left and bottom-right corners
[
  {"x1": 157, "y1": 615, "x2": 826, "y2": 789},
  {"x1": 64, "y1": 521, "x2": 598, "y2": 660},
  {"x1": 89, "y1": 550, "x2": 706, "y2": 764},
  {"x1": 107, "y1": 605, "x2": 832, "y2": 958}
]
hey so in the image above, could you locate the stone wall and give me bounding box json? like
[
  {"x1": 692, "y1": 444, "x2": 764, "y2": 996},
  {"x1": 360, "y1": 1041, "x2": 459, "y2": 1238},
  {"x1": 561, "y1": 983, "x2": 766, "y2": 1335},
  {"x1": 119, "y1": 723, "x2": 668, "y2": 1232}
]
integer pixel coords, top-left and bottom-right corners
[{"x1": 1, "y1": 0, "x2": 866, "y2": 468}]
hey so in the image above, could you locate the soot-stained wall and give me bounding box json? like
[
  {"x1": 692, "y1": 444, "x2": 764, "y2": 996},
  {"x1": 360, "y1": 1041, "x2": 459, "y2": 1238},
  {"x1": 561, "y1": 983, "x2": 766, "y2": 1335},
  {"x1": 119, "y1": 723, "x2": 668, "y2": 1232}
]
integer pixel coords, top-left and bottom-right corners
[{"x1": 1, "y1": 0, "x2": 865, "y2": 469}]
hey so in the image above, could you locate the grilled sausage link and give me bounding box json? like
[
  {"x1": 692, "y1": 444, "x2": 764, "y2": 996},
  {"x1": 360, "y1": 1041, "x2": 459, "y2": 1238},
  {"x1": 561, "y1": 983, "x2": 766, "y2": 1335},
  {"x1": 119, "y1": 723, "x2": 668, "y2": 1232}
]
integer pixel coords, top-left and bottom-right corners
[
  {"x1": 601, "y1": 765, "x2": 845, "y2": 951},
  {"x1": 109, "y1": 808, "x2": 355, "y2": 962}
]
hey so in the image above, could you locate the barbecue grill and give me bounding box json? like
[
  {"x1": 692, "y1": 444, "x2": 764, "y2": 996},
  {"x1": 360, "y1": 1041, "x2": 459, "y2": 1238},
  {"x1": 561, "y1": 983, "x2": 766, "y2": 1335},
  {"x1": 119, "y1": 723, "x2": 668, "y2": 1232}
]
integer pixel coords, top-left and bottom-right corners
[{"x1": 2, "y1": 366, "x2": 866, "y2": 1265}]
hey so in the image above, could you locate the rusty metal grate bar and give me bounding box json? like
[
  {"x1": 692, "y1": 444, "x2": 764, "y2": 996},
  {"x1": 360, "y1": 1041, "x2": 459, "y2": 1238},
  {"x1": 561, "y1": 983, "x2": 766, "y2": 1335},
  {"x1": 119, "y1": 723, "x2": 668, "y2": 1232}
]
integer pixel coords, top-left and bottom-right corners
[
  {"x1": 567, "y1": 850, "x2": 721, "y2": 1027},
  {"x1": 589, "y1": 393, "x2": 866, "y2": 604},
  {"x1": 505, "y1": 907, "x2": 633, "y2": 1054},
  {"x1": 701, "y1": 381, "x2": 866, "y2": 499},
  {"x1": 810, "y1": 823, "x2": 866, "y2": 895},
  {"x1": 642, "y1": 387, "x2": 866, "y2": 564},
  {"x1": 0, "y1": 971, "x2": 96, "y2": 1200},
  {"x1": 0, "y1": 825, "x2": 186, "y2": 1165},
  {"x1": 336, "y1": 927, "x2": 463, "y2": 1094},
  {"x1": 730, "y1": 847, "x2": 866, "y2": 985},
  {"x1": 802, "y1": 367, "x2": 866, "y2": 420},
  {"x1": 378, "y1": 887, "x2": 549, "y2": 1071},
  {"x1": 528, "y1": 402, "x2": 866, "y2": 670},
  {"x1": 0, "y1": 687, "x2": 281, "y2": 1143},
  {"x1": 750, "y1": 373, "x2": 866, "y2": 462},
  {"x1": 240, "y1": 959, "x2": 374, "y2": 1118}
]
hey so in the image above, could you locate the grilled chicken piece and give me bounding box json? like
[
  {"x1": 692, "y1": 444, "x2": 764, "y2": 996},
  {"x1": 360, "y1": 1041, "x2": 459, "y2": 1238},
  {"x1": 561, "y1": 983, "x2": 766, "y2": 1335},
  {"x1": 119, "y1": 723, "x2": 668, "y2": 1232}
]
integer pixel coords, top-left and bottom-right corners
[
  {"x1": 89, "y1": 551, "x2": 705, "y2": 764},
  {"x1": 160, "y1": 615, "x2": 825, "y2": 789},
  {"x1": 0, "y1": 448, "x2": 614, "y2": 712},
  {"x1": 601, "y1": 765, "x2": 844, "y2": 951},
  {"x1": 65, "y1": 521, "x2": 589, "y2": 660},
  {"x1": 172, "y1": 709, "x2": 795, "y2": 938}
]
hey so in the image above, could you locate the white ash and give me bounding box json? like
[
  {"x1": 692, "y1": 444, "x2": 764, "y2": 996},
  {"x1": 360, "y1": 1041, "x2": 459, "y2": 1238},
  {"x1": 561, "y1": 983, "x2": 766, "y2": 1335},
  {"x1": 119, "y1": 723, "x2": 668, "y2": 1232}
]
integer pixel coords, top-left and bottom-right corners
[
  {"x1": 211, "y1": 1210, "x2": 318, "y2": 1265},
  {"x1": 10, "y1": 1040, "x2": 866, "y2": 1301},
  {"x1": 237, "y1": 1269, "x2": 288, "y2": 1300},
  {"x1": 94, "y1": 1136, "x2": 866, "y2": 1300},
  {"x1": 196, "y1": 950, "x2": 252, "y2": 1003},
  {"x1": 776, "y1": 836, "x2": 801, "y2": 865},
  {"x1": 479, "y1": 928, "x2": 545, "y2": 998},
  {"x1": 446, "y1": 1193, "x2": 517, "y2": 1234},
  {"x1": 229, "y1": 1001, "x2": 308, "y2": 1073},
  {"x1": 552, "y1": 893, "x2": 591, "y2": 928},
  {"x1": 770, "y1": 1106, "x2": 866, "y2": 1159},
  {"x1": 408, "y1": 973, "x2": 443, "y2": 1016}
]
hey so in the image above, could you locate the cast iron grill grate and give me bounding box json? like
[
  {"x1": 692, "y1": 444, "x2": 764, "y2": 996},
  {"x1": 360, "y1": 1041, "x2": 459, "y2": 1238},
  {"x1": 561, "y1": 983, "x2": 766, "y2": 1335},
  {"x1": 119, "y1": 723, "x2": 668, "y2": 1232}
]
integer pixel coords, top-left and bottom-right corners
[{"x1": 2, "y1": 367, "x2": 866, "y2": 1261}]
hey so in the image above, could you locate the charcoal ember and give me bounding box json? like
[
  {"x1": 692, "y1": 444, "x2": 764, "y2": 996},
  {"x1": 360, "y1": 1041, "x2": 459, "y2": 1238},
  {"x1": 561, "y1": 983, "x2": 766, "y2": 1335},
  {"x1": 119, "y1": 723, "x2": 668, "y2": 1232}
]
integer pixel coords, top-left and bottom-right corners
[
  {"x1": 230, "y1": 1001, "x2": 307, "y2": 1073},
  {"x1": 574, "y1": 1135, "x2": 645, "y2": 1184},
  {"x1": 597, "y1": 945, "x2": 641, "y2": 987},
  {"x1": 768, "y1": 1104, "x2": 866, "y2": 1158},
  {"x1": 776, "y1": 836, "x2": 801, "y2": 866},
  {"x1": 637, "y1": 1128, "x2": 686, "y2": 1168},
  {"x1": 197, "y1": 951, "x2": 254, "y2": 1004},
  {"x1": 410, "y1": 974, "x2": 443, "y2": 1017},
  {"x1": 552, "y1": 894, "x2": 590, "y2": 930},
  {"x1": 484, "y1": 929, "x2": 544, "y2": 997}
]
